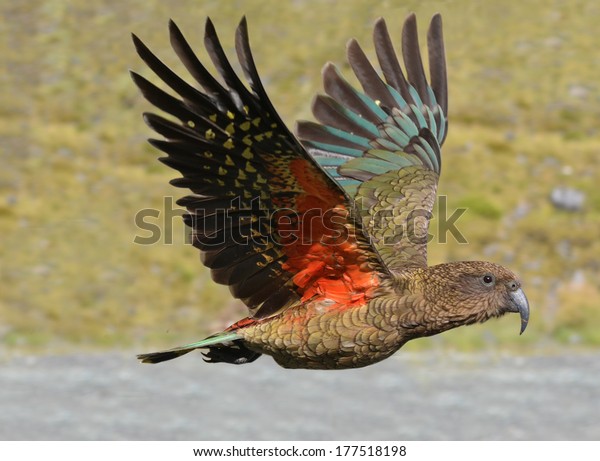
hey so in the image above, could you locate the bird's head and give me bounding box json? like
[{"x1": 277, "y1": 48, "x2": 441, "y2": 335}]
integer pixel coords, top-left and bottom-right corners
[{"x1": 414, "y1": 261, "x2": 529, "y2": 336}]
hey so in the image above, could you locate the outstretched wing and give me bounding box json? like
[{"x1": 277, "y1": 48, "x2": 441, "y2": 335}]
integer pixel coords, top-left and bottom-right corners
[
  {"x1": 131, "y1": 18, "x2": 387, "y2": 320},
  {"x1": 298, "y1": 14, "x2": 447, "y2": 270}
]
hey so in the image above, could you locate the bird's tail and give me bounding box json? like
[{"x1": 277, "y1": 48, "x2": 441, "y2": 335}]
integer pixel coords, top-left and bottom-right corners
[{"x1": 137, "y1": 331, "x2": 240, "y2": 364}]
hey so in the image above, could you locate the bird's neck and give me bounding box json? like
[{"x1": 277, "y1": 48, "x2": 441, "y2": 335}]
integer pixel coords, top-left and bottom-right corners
[{"x1": 390, "y1": 268, "x2": 476, "y2": 339}]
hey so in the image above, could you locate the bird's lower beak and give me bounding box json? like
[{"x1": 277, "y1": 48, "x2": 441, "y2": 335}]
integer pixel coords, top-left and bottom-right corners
[{"x1": 508, "y1": 288, "x2": 530, "y2": 335}]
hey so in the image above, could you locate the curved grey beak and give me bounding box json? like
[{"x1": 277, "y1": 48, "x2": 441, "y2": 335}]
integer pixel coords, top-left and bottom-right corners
[{"x1": 508, "y1": 288, "x2": 530, "y2": 335}]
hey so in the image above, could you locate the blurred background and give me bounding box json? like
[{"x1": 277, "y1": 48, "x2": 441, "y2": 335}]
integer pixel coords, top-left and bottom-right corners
[{"x1": 0, "y1": 0, "x2": 599, "y2": 441}]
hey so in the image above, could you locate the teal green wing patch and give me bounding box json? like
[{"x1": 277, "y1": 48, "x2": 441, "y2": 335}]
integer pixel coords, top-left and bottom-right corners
[
  {"x1": 339, "y1": 128, "x2": 441, "y2": 182},
  {"x1": 297, "y1": 14, "x2": 447, "y2": 269}
]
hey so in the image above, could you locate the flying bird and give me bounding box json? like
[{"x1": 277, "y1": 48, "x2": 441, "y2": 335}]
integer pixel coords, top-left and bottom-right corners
[{"x1": 131, "y1": 13, "x2": 529, "y2": 369}]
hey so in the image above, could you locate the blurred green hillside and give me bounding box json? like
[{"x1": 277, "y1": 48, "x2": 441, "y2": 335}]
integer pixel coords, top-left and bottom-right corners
[{"x1": 1, "y1": 0, "x2": 600, "y2": 353}]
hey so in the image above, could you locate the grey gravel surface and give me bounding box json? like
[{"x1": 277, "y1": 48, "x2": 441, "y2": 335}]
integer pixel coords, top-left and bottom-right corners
[{"x1": 0, "y1": 351, "x2": 598, "y2": 440}]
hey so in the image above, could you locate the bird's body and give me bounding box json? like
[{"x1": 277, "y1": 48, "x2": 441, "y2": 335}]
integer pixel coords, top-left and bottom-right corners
[
  {"x1": 132, "y1": 13, "x2": 529, "y2": 370},
  {"x1": 195, "y1": 261, "x2": 521, "y2": 369},
  {"x1": 234, "y1": 295, "x2": 403, "y2": 370}
]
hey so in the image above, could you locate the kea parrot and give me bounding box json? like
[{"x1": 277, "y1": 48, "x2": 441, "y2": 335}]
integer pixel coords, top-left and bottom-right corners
[{"x1": 131, "y1": 13, "x2": 530, "y2": 369}]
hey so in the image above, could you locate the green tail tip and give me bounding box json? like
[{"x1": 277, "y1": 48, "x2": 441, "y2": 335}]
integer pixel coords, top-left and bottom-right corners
[{"x1": 136, "y1": 332, "x2": 240, "y2": 364}]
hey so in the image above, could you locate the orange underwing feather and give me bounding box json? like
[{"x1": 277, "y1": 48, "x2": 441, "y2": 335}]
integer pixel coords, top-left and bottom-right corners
[{"x1": 278, "y1": 158, "x2": 380, "y2": 308}]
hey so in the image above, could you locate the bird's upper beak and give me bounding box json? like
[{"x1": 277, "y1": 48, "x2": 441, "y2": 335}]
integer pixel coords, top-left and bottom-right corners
[{"x1": 507, "y1": 288, "x2": 530, "y2": 335}]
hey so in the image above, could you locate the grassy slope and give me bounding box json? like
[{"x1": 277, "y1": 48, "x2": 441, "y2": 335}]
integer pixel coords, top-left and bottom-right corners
[{"x1": 1, "y1": 0, "x2": 599, "y2": 352}]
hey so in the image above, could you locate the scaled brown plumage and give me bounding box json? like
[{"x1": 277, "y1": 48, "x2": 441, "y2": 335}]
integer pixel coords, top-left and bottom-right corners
[{"x1": 132, "y1": 13, "x2": 530, "y2": 369}]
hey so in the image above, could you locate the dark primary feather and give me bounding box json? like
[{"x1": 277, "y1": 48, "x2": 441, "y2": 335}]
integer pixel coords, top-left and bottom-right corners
[
  {"x1": 401, "y1": 13, "x2": 431, "y2": 107},
  {"x1": 322, "y1": 63, "x2": 387, "y2": 126},
  {"x1": 170, "y1": 20, "x2": 237, "y2": 111},
  {"x1": 347, "y1": 38, "x2": 399, "y2": 111},
  {"x1": 309, "y1": 94, "x2": 379, "y2": 139},
  {"x1": 426, "y1": 14, "x2": 448, "y2": 118},
  {"x1": 373, "y1": 18, "x2": 412, "y2": 106},
  {"x1": 234, "y1": 17, "x2": 294, "y2": 137},
  {"x1": 132, "y1": 33, "x2": 215, "y2": 115}
]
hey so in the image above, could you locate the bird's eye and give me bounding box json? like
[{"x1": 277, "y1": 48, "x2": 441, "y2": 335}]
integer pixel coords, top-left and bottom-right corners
[{"x1": 481, "y1": 274, "x2": 495, "y2": 286}]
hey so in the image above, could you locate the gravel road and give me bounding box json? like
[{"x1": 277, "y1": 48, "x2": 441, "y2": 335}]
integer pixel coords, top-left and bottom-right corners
[{"x1": 0, "y1": 351, "x2": 598, "y2": 440}]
